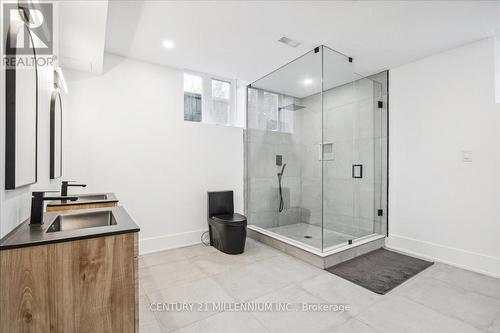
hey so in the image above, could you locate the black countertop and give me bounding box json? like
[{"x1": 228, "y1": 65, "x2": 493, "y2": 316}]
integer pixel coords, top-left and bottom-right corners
[{"x1": 0, "y1": 206, "x2": 140, "y2": 251}]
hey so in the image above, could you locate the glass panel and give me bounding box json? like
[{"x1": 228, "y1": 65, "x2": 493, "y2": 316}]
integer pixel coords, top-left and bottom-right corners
[
  {"x1": 321, "y1": 47, "x2": 389, "y2": 251},
  {"x1": 184, "y1": 73, "x2": 203, "y2": 94},
  {"x1": 370, "y1": 71, "x2": 388, "y2": 236},
  {"x1": 247, "y1": 49, "x2": 323, "y2": 252},
  {"x1": 211, "y1": 79, "x2": 231, "y2": 124},
  {"x1": 184, "y1": 73, "x2": 203, "y2": 121},
  {"x1": 321, "y1": 46, "x2": 372, "y2": 250},
  {"x1": 212, "y1": 79, "x2": 230, "y2": 99}
]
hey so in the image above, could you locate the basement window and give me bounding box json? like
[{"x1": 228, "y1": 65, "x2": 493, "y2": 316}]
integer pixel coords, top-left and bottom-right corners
[
  {"x1": 183, "y1": 71, "x2": 238, "y2": 126},
  {"x1": 184, "y1": 73, "x2": 203, "y2": 121}
]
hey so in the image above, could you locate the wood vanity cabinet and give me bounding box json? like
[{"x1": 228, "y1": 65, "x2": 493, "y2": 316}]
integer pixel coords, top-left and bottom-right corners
[{"x1": 0, "y1": 233, "x2": 139, "y2": 333}]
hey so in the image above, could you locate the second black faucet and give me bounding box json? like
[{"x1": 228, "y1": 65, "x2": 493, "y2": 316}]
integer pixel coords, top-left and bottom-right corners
[{"x1": 61, "y1": 180, "x2": 87, "y2": 196}]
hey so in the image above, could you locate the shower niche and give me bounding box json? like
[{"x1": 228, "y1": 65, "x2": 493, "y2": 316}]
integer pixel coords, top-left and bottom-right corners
[{"x1": 245, "y1": 46, "x2": 388, "y2": 262}]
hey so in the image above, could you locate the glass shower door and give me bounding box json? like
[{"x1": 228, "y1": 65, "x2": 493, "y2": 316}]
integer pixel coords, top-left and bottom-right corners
[
  {"x1": 321, "y1": 46, "x2": 380, "y2": 250},
  {"x1": 352, "y1": 76, "x2": 378, "y2": 241},
  {"x1": 351, "y1": 73, "x2": 388, "y2": 241}
]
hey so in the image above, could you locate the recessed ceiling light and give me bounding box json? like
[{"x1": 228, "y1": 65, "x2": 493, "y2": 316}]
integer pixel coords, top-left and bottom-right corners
[
  {"x1": 162, "y1": 40, "x2": 175, "y2": 49},
  {"x1": 303, "y1": 78, "x2": 313, "y2": 85},
  {"x1": 278, "y1": 36, "x2": 300, "y2": 48}
]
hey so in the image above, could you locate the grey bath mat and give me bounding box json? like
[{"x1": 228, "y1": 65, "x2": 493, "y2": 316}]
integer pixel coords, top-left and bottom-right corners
[{"x1": 326, "y1": 248, "x2": 433, "y2": 294}]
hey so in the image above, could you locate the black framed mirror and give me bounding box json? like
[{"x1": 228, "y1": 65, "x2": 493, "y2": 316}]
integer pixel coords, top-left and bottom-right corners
[
  {"x1": 5, "y1": 19, "x2": 38, "y2": 189},
  {"x1": 50, "y1": 89, "x2": 62, "y2": 179}
]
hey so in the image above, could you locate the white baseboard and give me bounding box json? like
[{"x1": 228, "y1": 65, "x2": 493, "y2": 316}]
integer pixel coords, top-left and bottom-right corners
[
  {"x1": 386, "y1": 234, "x2": 500, "y2": 278},
  {"x1": 139, "y1": 229, "x2": 207, "y2": 255}
]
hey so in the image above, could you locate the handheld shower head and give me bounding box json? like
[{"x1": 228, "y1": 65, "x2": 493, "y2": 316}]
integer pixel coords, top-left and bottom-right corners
[
  {"x1": 278, "y1": 163, "x2": 286, "y2": 213},
  {"x1": 277, "y1": 163, "x2": 287, "y2": 213},
  {"x1": 281, "y1": 163, "x2": 287, "y2": 176}
]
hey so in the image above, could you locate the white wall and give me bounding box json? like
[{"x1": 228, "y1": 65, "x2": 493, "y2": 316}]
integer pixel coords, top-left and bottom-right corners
[
  {"x1": 495, "y1": 37, "x2": 500, "y2": 103},
  {"x1": 0, "y1": 4, "x2": 61, "y2": 238},
  {"x1": 387, "y1": 38, "x2": 500, "y2": 277},
  {"x1": 63, "y1": 54, "x2": 244, "y2": 254}
]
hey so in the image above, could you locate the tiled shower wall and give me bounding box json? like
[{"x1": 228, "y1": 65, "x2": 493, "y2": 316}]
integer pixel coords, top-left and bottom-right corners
[
  {"x1": 246, "y1": 72, "x2": 388, "y2": 240},
  {"x1": 246, "y1": 89, "x2": 304, "y2": 229},
  {"x1": 246, "y1": 129, "x2": 301, "y2": 228}
]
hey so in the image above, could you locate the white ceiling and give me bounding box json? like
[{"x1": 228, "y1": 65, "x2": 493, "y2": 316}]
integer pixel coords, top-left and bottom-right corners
[
  {"x1": 59, "y1": 1, "x2": 108, "y2": 74},
  {"x1": 104, "y1": 0, "x2": 500, "y2": 85}
]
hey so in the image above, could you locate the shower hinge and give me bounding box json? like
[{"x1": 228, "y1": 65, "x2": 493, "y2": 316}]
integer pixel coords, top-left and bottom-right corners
[
  {"x1": 378, "y1": 209, "x2": 384, "y2": 217},
  {"x1": 378, "y1": 101, "x2": 383, "y2": 108},
  {"x1": 348, "y1": 57, "x2": 353, "y2": 63},
  {"x1": 314, "y1": 46, "x2": 320, "y2": 53}
]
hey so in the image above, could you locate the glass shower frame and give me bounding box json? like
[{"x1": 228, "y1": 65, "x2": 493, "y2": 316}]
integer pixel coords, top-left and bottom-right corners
[{"x1": 245, "y1": 45, "x2": 388, "y2": 254}]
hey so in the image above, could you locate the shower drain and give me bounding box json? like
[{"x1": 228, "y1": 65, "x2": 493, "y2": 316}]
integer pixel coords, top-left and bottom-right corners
[{"x1": 304, "y1": 235, "x2": 312, "y2": 239}]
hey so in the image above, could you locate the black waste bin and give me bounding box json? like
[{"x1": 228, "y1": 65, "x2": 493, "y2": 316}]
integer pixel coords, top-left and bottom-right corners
[{"x1": 207, "y1": 191, "x2": 247, "y2": 254}]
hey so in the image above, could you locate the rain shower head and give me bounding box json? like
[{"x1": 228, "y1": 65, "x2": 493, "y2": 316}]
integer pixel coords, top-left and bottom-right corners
[{"x1": 278, "y1": 103, "x2": 305, "y2": 111}]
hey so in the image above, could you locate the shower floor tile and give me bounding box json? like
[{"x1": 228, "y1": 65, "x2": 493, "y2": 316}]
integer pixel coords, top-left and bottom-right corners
[{"x1": 267, "y1": 223, "x2": 354, "y2": 249}]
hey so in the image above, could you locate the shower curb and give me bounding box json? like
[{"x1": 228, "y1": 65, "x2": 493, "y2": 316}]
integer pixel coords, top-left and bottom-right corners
[{"x1": 248, "y1": 228, "x2": 385, "y2": 269}]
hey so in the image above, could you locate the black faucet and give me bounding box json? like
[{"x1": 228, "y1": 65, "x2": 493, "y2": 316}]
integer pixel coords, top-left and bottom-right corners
[
  {"x1": 30, "y1": 191, "x2": 78, "y2": 225},
  {"x1": 61, "y1": 180, "x2": 87, "y2": 196}
]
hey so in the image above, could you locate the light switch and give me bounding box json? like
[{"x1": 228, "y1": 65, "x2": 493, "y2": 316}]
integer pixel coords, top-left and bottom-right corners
[{"x1": 462, "y1": 150, "x2": 472, "y2": 162}]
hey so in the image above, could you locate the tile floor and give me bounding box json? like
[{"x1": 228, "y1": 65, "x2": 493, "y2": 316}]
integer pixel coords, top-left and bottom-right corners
[
  {"x1": 139, "y1": 238, "x2": 500, "y2": 333},
  {"x1": 267, "y1": 223, "x2": 354, "y2": 249}
]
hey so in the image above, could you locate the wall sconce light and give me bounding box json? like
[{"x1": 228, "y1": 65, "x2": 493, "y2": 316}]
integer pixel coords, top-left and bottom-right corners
[{"x1": 54, "y1": 67, "x2": 68, "y2": 94}]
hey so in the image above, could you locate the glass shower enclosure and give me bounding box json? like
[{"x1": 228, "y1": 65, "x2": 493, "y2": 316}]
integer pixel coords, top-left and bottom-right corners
[{"x1": 245, "y1": 45, "x2": 388, "y2": 253}]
